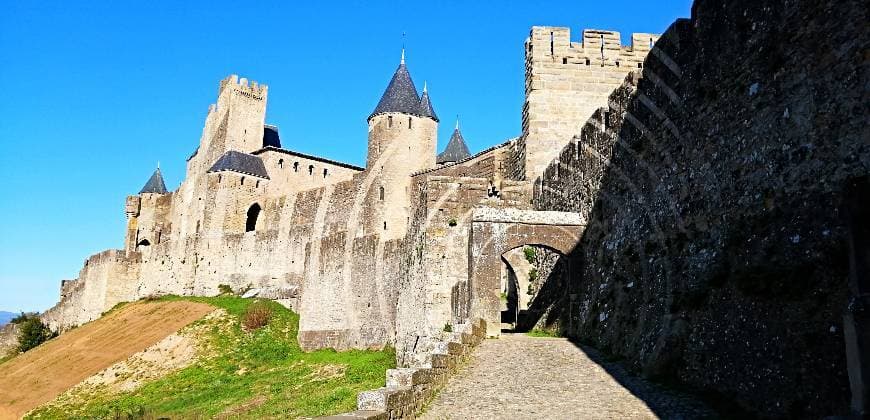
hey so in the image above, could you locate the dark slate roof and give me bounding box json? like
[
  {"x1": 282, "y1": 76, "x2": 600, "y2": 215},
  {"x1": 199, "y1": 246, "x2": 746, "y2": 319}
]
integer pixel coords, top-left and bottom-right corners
[
  {"x1": 437, "y1": 127, "x2": 471, "y2": 164},
  {"x1": 139, "y1": 168, "x2": 168, "y2": 194},
  {"x1": 419, "y1": 87, "x2": 438, "y2": 122},
  {"x1": 263, "y1": 125, "x2": 281, "y2": 148},
  {"x1": 207, "y1": 150, "x2": 270, "y2": 179},
  {"x1": 369, "y1": 63, "x2": 422, "y2": 119}
]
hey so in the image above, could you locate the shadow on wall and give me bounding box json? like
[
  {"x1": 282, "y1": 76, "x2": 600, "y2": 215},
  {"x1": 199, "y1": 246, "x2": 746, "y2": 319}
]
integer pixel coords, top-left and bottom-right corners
[{"x1": 531, "y1": 0, "x2": 867, "y2": 417}]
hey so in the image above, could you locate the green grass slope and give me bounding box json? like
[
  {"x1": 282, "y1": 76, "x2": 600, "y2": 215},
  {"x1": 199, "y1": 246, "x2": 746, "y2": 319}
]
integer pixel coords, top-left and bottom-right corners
[{"x1": 27, "y1": 296, "x2": 394, "y2": 419}]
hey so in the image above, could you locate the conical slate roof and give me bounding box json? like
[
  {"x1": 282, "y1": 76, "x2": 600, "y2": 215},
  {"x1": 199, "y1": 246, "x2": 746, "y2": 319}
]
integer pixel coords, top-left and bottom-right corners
[
  {"x1": 207, "y1": 150, "x2": 270, "y2": 179},
  {"x1": 139, "y1": 167, "x2": 168, "y2": 194},
  {"x1": 437, "y1": 124, "x2": 471, "y2": 164},
  {"x1": 419, "y1": 83, "x2": 438, "y2": 122},
  {"x1": 369, "y1": 62, "x2": 422, "y2": 120}
]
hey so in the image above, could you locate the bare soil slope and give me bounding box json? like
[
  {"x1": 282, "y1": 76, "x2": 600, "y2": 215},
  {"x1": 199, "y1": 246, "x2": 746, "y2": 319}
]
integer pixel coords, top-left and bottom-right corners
[{"x1": 0, "y1": 300, "x2": 213, "y2": 419}]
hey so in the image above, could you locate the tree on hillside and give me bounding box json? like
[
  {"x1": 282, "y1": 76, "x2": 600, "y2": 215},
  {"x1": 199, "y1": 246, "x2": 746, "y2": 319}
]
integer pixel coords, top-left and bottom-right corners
[{"x1": 17, "y1": 315, "x2": 55, "y2": 353}]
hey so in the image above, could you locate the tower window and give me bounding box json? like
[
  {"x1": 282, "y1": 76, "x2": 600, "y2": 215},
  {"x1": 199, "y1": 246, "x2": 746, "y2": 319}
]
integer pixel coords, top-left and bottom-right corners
[
  {"x1": 255, "y1": 180, "x2": 260, "y2": 188},
  {"x1": 408, "y1": 117, "x2": 412, "y2": 129},
  {"x1": 278, "y1": 159, "x2": 284, "y2": 168},
  {"x1": 294, "y1": 162, "x2": 299, "y2": 172},
  {"x1": 246, "y1": 203, "x2": 261, "y2": 232},
  {"x1": 240, "y1": 176, "x2": 245, "y2": 185},
  {"x1": 379, "y1": 186, "x2": 385, "y2": 200},
  {"x1": 562, "y1": 57, "x2": 567, "y2": 64},
  {"x1": 388, "y1": 116, "x2": 393, "y2": 128},
  {"x1": 218, "y1": 174, "x2": 222, "y2": 183},
  {"x1": 585, "y1": 58, "x2": 590, "y2": 66},
  {"x1": 638, "y1": 62, "x2": 643, "y2": 69},
  {"x1": 308, "y1": 165, "x2": 314, "y2": 175},
  {"x1": 323, "y1": 168, "x2": 328, "y2": 178},
  {"x1": 383, "y1": 221, "x2": 387, "y2": 230}
]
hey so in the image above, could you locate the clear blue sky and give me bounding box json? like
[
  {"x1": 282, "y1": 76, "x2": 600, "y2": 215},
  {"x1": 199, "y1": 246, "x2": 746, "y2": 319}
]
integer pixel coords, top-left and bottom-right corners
[{"x1": 0, "y1": 1, "x2": 691, "y2": 312}]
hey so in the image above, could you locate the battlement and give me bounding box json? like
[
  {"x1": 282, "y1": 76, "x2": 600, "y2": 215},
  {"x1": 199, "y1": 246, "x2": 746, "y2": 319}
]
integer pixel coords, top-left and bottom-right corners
[
  {"x1": 526, "y1": 26, "x2": 659, "y2": 63},
  {"x1": 219, "y1": 74, "x2": 268, "y2": 100}
]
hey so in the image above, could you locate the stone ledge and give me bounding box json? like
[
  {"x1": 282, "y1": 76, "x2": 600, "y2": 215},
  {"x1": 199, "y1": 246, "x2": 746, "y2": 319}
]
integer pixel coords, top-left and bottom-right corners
[
  {"x1": 318, "y1": 410, "x2": 388, "y2": 420},
  {"x1": 317, "y1": 318, "x2": 487, "y2": 420}
]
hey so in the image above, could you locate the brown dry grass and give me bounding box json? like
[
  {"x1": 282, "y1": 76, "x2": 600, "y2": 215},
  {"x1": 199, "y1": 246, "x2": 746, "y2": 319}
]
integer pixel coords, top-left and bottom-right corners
[{"x1": 0, "y1": 300, "x2": 213, "y2": 419}]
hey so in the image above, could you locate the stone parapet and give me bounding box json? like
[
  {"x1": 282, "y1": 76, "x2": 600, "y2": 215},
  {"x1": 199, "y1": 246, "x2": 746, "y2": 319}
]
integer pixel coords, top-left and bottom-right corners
[{"x1": 320, "y1": 318, "x2": 486, "y2": 420}]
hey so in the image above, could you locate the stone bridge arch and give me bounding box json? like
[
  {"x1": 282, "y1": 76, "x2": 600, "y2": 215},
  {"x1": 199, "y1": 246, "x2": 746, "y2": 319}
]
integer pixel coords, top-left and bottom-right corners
[{"x1": 467, "y1": 207, "x2": 585, "y2": 336}]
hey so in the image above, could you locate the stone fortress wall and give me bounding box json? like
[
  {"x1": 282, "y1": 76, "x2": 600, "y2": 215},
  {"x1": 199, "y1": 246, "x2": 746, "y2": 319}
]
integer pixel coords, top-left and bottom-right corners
[{"x1": 531, "y1": 0, "x2": 867, "y2": 416}]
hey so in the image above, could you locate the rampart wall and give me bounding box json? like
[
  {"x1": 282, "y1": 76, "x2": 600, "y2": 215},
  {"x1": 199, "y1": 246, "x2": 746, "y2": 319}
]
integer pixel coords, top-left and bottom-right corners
[{"x1": 532, "y1": 0, "x2": 868, "y2": 415}]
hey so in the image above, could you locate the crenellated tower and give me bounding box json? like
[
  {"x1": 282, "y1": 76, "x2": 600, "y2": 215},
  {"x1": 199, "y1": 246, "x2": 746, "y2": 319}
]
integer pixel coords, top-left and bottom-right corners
[
  {"x1": 187, "y1": 75, "x2": 269, "y2": 179},
  {"x1": 366, "y1": 51, "x2": 438, "y2": 238}
]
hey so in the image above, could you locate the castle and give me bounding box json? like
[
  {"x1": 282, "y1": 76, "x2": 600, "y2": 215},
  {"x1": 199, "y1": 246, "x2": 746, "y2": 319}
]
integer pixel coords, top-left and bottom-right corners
[
  {"x1": 27, "y1": 26, "x2": 656, "y2": 356},
  {"x1": 6, "y1": 0, "x2": 868, "y2": 414}
]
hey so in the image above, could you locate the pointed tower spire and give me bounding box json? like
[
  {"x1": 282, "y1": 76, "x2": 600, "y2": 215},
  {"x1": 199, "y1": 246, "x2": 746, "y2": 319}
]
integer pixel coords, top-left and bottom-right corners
[
  {"x1": 419, "y1": 80, "x2": 438, "y2": 122},
  {"x1": 437, "y1": 119, "x2": 471, "y2": 164},
  {"x1": 369, "y1": 48, "x2": 422, "y2": 120},
  {"x1": 139, "y1": 166, "x2": 168, "y2": 194}
]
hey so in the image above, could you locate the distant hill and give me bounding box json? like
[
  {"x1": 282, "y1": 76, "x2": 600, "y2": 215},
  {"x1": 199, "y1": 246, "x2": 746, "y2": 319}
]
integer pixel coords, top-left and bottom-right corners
[{"x1": 0, "y1": 311, "x2": 16, "y2": 326}]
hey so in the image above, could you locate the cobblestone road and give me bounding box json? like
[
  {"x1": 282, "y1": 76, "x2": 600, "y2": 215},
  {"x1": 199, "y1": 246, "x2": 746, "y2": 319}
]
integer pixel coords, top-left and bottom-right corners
[{"x1": 420, "y1": 334, "x2": 715, "y2": 419}]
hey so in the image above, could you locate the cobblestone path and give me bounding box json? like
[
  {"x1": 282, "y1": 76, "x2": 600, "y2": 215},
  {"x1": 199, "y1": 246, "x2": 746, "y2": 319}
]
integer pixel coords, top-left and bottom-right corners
[{"x1": 420, "y1": 333, "x2": 715, "y2": 419}]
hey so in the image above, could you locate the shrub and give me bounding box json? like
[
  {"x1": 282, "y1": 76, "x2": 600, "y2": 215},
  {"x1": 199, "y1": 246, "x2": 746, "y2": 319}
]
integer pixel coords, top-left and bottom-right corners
[
  {"x1": 10, "y1": 312, "x2": 31, "y2": 324},
  {"x1": 17, "y1": 316, "x2": 55, "y2": 352},
  {"x1": 443, "y1": 323, "x2": 453, "y2": 333},
  {"x1": 523, "y1": 246, "x2": 536, "y2": 264},
  {"x1": 447, "y1": 218, "x2": 458, "y2": 227},
  {"x1": 242, "y1": 301, "x2": 273, "y2": 331},
  {"x1": 528, "y1": 268, "x2": 538, "y2": 282},
  {"x1": 218, "y1": 284, "x2": 233, "y2": 295}
]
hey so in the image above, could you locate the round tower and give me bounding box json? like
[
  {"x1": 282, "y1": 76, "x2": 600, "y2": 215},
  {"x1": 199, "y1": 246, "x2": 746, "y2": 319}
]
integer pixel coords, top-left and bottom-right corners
[{"x1": 366, "y1": 51, "x2": 439, "y2": 238}]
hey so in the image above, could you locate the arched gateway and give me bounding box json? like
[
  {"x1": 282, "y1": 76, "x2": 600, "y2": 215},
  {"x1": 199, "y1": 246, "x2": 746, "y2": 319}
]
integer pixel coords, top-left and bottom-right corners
[{"x1": 467, "y1": 207, "x2": 584, "y2": 336}]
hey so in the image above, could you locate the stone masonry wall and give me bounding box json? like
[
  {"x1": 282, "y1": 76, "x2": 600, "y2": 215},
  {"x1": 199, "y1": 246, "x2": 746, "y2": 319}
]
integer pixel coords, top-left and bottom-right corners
[{"x1": 533, "y1": 0, "x2": 868, "y2": 416}]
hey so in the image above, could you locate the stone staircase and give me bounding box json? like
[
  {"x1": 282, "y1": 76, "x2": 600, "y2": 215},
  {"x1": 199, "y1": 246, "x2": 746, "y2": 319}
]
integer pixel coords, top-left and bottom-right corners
[{"x1": 320, "y1": 318, "x2": 486, "y2": 420}]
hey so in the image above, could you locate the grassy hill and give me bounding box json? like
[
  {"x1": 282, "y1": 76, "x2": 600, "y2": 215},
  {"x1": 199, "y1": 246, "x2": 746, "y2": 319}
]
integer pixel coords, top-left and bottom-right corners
[{"x1": 21, "y1": 296, "x2": 394, "y2": 419}]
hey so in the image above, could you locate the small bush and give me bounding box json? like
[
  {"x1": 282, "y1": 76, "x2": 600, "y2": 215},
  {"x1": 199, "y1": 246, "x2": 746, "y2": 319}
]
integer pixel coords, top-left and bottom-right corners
[
  {"x1": 443, "y1": 323, "x2": 453, "y2": 333},
  {"x1": 17, "y1": 316, "x2": 56, "y2": 352},
  {"x1": 523, "y1": 246, "x2": 536, "y2": 264},
  {"x1": 142, "y1": 294, "x2": 160, "y2": 302},
  {"x1": 218, "y1": 284, "x2": 234, "y2": 295},
  {"x1": 10, "y1": 312, "x2": 31, "y2": 324},
  {"x1": 242, "y1": 301, "x2": 273, "y2": 331},
  {"x1": 447, "y1": 218, "x2": 458, "y2": 227},
  {"x1": 528, "y1": 268, "x2": 538, "y2": 282}
]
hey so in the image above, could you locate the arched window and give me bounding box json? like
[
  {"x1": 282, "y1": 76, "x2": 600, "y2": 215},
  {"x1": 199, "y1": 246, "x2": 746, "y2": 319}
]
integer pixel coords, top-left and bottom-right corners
[
  {"x1": 217, "y1": 174, "x2": 222, "y2": 183},
  {"x1": 388, "y1": 116, "x2": 393, "y2": 127},
  {"x1": 241, "y1": 176, "x2": 245, "y2": 186},
  {"x1": 408, "y1": 117, "x2": 412, "y2": 129},
  {"x1": 255, "y1": 180, "x2": 260, "y2": 188},
  {"x1": 294, "y1": 162, "x2": 299, "y2": 172},
  {"x1": 137, "y1": 239, "x2": 151, "y2": 247},
  {"x1": 308, "y1": 165, "x2": 314, "y2": 175},
  {"x1": 246, "y1": 203, "x2": 261, "y2": 232},
  {"x1": 278, "y1": 159, "x2": 284, "y2": 168},
  {"x1": 379, "y1": 186, "x2": 385, "y2": 200}
]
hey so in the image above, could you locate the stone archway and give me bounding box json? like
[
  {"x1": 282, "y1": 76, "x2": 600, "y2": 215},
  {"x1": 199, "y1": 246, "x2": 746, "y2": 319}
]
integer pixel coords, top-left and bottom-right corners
[
  {"x1": 500, "y1": 244, "x2": 568, "y2": 332},
  {"x1": 467, "y1": 207, "x2": 584, "y2": 336}
]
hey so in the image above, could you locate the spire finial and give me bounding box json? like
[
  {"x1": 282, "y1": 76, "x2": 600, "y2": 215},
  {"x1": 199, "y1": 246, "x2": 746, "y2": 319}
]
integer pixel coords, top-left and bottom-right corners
[
  {"x1": 401, "y1": 32, "x2": 406, "y2": 65},
  {"x1": 455, "y1": 115, "x2": 460, "y2": 130},
  {"x1": 423, "y1": 80, "x2": 427, "y2": 93},
  {"x1": 157, "y1": 161, "x2": 160, "y2": 170}
]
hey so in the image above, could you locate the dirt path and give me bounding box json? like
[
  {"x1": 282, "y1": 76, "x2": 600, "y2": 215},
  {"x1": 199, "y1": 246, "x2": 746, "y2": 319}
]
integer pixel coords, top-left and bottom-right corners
[
  {"x1": 0, "y1": 300, "x2": 213, "y2": 419},
  {"x1": 421, "y1": 334, "x2": 715, "y2": 419}
]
